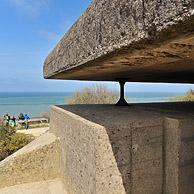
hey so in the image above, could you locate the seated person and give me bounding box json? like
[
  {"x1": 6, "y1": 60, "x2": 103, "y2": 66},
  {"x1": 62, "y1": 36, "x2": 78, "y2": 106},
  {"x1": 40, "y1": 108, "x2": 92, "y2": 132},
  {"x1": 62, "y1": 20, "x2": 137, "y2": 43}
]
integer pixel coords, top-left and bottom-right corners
[
  {"x1": 10, "y1": 116, "x2": 16, "y2": 127},
  {"x1": 18, "y1": 113, "x2": 25, "y2": 120}
]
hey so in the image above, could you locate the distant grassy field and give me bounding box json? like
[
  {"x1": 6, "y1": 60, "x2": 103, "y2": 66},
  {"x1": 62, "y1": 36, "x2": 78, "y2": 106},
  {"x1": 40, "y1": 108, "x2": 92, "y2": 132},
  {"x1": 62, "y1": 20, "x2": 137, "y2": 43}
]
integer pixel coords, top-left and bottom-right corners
[
  {"x1": 68, "y1": 84, "x2": 119, "y2": 104},
  {"x1": 169, "y1": 89, "x2": 194, "y2": 102}
]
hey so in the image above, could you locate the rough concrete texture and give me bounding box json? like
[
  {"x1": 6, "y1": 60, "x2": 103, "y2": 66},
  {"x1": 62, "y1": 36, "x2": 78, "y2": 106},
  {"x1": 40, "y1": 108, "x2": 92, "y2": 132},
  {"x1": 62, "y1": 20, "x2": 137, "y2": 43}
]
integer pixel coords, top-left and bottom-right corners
[
  {"x1": 44, "y1": 0, "x2": 194, "y2": 83},
  {"x1": 0, "y1": 179, "x2": 66, "y2": 194},
  {"x1": 178, "y1": 119, "x2": 194, "y2": 194},
  {"x1": 50, "y1": 103, "x2": 194, "y2": 194},
  {"x1": 0, "y1": 132, "x2": 62, "y2": 189}
]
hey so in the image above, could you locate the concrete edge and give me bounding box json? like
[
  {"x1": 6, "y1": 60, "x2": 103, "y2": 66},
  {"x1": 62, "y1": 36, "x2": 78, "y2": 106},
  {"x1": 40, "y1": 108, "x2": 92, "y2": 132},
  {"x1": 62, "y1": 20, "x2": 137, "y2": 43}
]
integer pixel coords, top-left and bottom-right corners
[
  {"x1": 51, "y1": 105, "x2": 105, "y2": 130},
  {"x1": 0, "y1": 132, "x2": 57, "y2": 167}
]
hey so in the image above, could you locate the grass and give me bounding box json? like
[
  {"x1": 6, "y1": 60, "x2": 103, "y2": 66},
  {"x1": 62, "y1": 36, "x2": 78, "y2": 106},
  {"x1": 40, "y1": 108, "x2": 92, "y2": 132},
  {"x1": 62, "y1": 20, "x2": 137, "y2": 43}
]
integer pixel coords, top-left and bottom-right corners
[
  {"x1": 68, "y1": 84, "x2": 119, "y2": 104},
  {"x1": 169, "y1": 89, "x2": 194, "y2": 102}
]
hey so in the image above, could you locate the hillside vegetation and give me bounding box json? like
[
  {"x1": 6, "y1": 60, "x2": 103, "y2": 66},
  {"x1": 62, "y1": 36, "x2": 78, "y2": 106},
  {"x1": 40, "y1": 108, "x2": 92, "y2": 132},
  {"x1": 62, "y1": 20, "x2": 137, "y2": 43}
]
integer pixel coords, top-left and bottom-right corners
[
  {"x1": 0, "y1": 125, "x2": 33, "y2": 161},
  {"x1": 68, "y1": 84, "x2": 119, "y2": 104},
  {"x1": 169, "y1": 89, "x2": 194, "y2": 102}
]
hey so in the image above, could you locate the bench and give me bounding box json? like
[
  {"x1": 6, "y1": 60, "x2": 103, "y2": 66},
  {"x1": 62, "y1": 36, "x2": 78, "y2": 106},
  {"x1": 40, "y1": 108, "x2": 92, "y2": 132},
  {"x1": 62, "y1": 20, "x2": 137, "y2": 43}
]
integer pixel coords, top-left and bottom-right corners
[{"x1": 18, "y1": 118, "x2": 49, "y2": 126}]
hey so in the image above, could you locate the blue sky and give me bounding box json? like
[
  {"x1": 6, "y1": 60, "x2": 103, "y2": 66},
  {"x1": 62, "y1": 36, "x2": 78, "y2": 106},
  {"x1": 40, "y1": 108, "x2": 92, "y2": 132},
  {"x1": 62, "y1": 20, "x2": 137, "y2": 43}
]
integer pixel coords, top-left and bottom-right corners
[{"x1": 0, "y1": 0, "x2": 194, "y2": 93}]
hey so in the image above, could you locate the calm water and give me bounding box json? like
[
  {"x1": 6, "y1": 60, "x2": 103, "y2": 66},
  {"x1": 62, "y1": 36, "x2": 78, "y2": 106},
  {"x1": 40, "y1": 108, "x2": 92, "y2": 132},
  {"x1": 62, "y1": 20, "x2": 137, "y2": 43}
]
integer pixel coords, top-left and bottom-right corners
[
  {"x1": 0, "y1": 92, "x2": 72, "y2": 118},
  {"x1": 0, "y1": 92, "x2": 182, "y2": 117}
]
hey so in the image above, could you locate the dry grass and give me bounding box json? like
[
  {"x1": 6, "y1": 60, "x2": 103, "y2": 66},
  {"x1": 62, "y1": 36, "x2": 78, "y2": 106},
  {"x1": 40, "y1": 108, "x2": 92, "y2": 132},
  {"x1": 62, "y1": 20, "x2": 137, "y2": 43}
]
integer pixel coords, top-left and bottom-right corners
[
  {"x1": 68, "y1": 84, "x2": 119, "y2": 104},
  {"x1": 169, "y1": 89, "x2": 194, "y2": 102}
]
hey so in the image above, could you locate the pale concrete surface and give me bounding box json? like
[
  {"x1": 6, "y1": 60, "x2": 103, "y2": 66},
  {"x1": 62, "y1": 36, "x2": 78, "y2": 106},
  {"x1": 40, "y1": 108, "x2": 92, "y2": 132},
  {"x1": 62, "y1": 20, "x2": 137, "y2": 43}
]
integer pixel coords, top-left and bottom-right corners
[
  {"x1": 49, "y1": 103, "x2": 194, "y2": 194},
  {"x1": 17, "y1": 127, "x2": 49, "y2": 138},
  {"x1": 10, "y1": 131, "x2": 56, "y2": 157},
  {"x1": 50, "y1": 105, "x2": 164, "y2": 194},
  {"x1": 0, "y1": 132, "x2": 62, "y2": 189},
  {"x1": 0, "y1": 179, "x2": 67, "y2": 194},
  {"x1": 1, "y1": 103, "x2": 194, "y2": 194},
  {"x1": 44, "y1": 0, "x2": 194, "y2": 83}
]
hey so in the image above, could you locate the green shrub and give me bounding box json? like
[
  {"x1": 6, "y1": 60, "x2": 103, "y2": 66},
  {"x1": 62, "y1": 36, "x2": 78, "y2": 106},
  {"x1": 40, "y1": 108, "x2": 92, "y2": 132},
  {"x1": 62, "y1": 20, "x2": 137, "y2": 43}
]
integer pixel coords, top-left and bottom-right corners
[
  {"x1": 0, "y1": 126, "x2": 33, "y2": 161},
  {"x1": 0, "y1": 126, "x2": 15, "y2": 140},
  {"x1": 169, "y1": 89, "x2": 194, "y2": 102},
  {"x1": 68, "y1": 84, "x2": 119, "y2": 104},
  {"x1": 6, "y1": 133, "x2": 32, "y2": 154}
]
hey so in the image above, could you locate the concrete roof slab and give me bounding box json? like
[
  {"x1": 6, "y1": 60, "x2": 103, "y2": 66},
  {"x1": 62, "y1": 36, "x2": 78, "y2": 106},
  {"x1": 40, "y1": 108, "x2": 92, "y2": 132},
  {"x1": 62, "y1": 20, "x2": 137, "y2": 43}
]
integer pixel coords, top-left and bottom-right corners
[{"x1": 44, "y1": 0, "x2": 194, "y2": 83}]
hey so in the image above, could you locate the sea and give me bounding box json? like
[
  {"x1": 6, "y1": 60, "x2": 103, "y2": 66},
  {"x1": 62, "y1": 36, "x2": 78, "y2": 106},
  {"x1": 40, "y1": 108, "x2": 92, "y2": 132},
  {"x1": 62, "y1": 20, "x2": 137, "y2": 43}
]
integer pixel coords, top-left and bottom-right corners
[{"x1": 0, "y1": 92, "x2": 183, "y2": 118}]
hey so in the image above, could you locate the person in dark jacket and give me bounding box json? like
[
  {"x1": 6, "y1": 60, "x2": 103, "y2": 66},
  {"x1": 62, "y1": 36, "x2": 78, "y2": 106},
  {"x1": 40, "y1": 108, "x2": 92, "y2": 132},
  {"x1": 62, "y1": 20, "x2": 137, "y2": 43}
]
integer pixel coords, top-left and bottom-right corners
[
  {"x1": 3, "y1": 113, "x2": 10, "y2": 126},
  {"x1": 18, "y1": 113, "x2": 25, "y2": 120}
]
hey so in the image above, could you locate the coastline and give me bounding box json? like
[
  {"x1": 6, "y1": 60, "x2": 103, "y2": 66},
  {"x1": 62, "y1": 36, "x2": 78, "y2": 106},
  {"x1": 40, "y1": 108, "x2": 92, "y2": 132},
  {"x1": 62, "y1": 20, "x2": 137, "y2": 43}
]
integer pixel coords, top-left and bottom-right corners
[{"x1": 0, "y1": 92, "x2": 183, "y2": 117}]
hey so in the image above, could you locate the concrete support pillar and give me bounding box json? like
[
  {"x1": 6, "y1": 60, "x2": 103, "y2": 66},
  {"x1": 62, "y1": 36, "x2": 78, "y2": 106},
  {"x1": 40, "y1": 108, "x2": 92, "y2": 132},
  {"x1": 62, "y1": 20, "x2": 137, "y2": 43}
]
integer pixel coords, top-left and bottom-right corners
[{"x1": 116, "y1": 80, "x2": 128, "y2": 106}]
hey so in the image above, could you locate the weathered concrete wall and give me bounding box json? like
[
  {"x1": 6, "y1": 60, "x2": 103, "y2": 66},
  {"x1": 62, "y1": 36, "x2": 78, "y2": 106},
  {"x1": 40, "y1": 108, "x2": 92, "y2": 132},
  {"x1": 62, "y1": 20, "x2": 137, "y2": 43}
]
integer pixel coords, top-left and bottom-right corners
[
  {"x1": 178, "y1": 119, "x2": 194, "y2": 194},
  {"x1": 50, "y1": 105, "x2": 165, "y2": 194},
  {"x1": 50, "y1": 106, "x2": 98, "y2": 194},
  {"x1": 50, "y1": 104, "x2": 194, "y2": 194},
  {"x1": 44, "y1": 0, "x2": 194, "y2": 83},
  {"x1": 0, "y1": 132, "x2": 62, "y2": 189},
  {"x1": 131, "y1": 120, "x2": 164, "y2": 194},
  {"x1": 164, "y1": 118, "x2": 180, "y2": 194},
  {"x1": 165, "y1": 117, "x2": 194, "y2": 194}
]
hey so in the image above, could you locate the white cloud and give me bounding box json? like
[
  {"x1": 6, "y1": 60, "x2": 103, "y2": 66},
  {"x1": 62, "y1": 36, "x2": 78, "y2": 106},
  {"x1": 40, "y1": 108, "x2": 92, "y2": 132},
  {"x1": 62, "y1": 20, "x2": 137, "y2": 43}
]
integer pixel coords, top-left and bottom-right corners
[{"x1": 7, "y1": 0, "x2": 50, "y2": 17}]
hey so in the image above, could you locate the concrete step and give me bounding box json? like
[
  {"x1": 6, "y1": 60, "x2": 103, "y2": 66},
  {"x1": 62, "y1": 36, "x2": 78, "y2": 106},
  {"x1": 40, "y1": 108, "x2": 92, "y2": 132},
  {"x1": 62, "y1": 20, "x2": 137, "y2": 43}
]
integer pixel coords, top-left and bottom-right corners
[
  {"x1": 0, "y1": 132, "x2": 62, "y2": 189},
  {"x1": 0, "y1": 179, "x2": 67, "y2": 194}
]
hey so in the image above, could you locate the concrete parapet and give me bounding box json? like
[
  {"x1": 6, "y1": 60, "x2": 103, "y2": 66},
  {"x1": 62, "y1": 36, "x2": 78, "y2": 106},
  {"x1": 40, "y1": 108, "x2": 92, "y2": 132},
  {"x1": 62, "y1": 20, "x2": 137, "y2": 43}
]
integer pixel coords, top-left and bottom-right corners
[{"x1": 49, "y1": 104, "x2": 194, "y2": 194}]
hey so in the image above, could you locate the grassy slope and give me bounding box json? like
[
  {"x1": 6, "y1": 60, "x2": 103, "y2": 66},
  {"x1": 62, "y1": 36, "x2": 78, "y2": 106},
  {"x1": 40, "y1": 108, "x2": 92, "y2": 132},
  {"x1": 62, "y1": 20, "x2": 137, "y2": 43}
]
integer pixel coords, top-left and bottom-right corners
[{"x1": 169, "y1": 89, "x2": 194, "y2": 102}]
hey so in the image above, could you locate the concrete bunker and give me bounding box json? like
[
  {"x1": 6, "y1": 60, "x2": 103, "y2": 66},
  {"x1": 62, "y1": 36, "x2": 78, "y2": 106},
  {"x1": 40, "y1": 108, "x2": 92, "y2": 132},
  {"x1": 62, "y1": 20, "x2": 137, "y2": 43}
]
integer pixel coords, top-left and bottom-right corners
[{"x1": 43, "y1": 1, "x2": 194, "y2": 193}]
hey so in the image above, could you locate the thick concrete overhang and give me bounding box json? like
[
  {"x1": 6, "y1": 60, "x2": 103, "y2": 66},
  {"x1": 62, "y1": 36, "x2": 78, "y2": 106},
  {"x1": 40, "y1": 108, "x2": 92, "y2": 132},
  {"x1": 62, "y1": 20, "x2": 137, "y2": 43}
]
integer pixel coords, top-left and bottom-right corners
[{"x1": 44, "y1": 0, "x2": 194, "y2": 83}]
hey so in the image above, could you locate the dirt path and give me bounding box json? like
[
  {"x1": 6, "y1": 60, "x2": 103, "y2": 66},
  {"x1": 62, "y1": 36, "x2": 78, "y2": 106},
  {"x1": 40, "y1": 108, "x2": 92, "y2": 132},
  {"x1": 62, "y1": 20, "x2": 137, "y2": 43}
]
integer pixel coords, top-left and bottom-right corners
[
  {"x1": 17, "y1": 127, "x2": 49, "y2": 137},
  {"x1": 0, "y1": 179, "x2": 67, "y2": 194}
]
